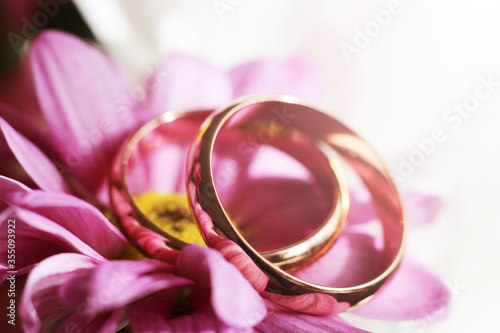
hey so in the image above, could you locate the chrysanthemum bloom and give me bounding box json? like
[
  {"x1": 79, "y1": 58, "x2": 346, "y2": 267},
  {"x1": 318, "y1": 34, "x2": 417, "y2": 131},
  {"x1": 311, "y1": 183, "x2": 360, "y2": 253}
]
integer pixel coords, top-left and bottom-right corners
[
  {"x1": 0, "y1": 30, "x2": 449, "y2": 332},
  {"x1": 21, "y1": 249, "x2": 266, "y2": 332},
  {"x1": 0, "y1": 176, "x2": 266, "y2": 332}
]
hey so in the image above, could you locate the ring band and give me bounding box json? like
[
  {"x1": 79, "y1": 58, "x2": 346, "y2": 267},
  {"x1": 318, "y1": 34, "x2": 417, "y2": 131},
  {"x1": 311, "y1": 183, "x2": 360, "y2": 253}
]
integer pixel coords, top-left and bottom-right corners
[
  {"x1": 186, "y1": 96, "x2": 405, "y2": 308},
  {"x1": 110, "y1": 109, "x2": 349, "y2": 268}
]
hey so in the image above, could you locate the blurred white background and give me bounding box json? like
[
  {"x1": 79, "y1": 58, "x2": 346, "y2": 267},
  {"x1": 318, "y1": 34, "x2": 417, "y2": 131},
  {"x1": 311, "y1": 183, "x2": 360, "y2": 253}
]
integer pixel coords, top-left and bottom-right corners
[{"x1": 74, "y1": 0, "x2": 500, "y2": 331}]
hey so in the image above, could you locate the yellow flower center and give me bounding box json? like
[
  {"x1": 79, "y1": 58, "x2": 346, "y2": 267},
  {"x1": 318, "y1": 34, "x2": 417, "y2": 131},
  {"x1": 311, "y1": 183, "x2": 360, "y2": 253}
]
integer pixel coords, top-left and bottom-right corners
[
  {"x1": 133, "y1": 192, "x2": 205, "y2": 247},
  {"x1": 104, "y1": 192, "x2": 206, "y2": 260}
]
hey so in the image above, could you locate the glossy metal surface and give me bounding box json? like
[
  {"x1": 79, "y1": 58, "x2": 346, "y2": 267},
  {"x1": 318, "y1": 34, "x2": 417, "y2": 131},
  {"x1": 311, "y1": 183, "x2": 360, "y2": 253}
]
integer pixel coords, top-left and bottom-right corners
[
  {"x1": 186, "y1": 96, "x2": 405, "y2": 308},
  {"x1": 109, "y1": 109, "x2": 349, "y2": 268}
]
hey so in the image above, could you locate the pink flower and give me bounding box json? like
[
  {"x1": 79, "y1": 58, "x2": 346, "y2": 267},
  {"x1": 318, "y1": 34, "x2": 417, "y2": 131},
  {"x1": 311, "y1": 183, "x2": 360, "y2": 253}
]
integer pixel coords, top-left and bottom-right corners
[
  {"x1": 0, "y1": 30, "x2": 450, "y2": 332},
  {"x1": 1, "y1": 29, "x2": 318, "y2": 205},
  {"x1": 0, "y1": 176, "x2": 266, "y2": 332},
  {"x1": 20, "y1": 246, "x2": 266, "y2": 332},
  {"x1": 0, "y1": 175, "x2": 126, "y2": 281}
]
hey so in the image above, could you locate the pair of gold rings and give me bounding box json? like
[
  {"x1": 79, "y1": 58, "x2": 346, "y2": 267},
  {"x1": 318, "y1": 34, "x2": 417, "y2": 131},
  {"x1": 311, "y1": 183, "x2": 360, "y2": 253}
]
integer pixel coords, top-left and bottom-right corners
[{"x1": 110, "y1": 95, "x2": 405, "y2": 312}]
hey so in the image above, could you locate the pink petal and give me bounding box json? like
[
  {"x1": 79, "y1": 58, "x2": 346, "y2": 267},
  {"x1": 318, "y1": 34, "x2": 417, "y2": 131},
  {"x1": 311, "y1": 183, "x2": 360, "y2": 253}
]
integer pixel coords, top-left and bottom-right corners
[
  {"x1": 30, "y1": 30, "x2": 141, "y2": 202},
  {"x1": 20, "y1": 253, "x2": 102, "y2": 333},
  {"x1": 255, "y1": 303, "x2": 368, "y2": 333},
  {"x1": 210, "y1": 238, "x2": 269, "y2": 294},
  {"x1": 224, "y1": 178, "x2": 333, "y2": 252},
  {"x1": 124, "y1": 110, "x2": 211, "y2": 195},
  {"x1": 214, "y1": 132, "x2": 336, "y2": 251},
  {"x1": 130, "y1": 296, "x2": 235, "y2": 333},
  {"x1": 162, "y1": 315, "x2": 250, "y2": 333},
  {"x1": 352, "y1": 258, "x2": 450, "y2": 322},
  {"x1": 146, "y1": 53, "x2": 232, "y2": 116},
  {"x1": 175, "y1": 245, "x2": 267, "y2": 327},
  {"x1": 294, "y1": 232, "x2": 383, "y2": 288},
  {"x1": 126, "y1": 144, "x2": 188, "y2": 195},
  {"x1": 128, "y1": 296, "x2": 177, "y2": 331},
  {"x1": 346, "y1": 188, "x2": 445, "y2": 227},
  {"x1": 239, "y1": 143, "x2": 313, "y2": 181},
  {"x1": 12, "y1": 190, "x2": 126, "y2": 258},
  {"x1": 0, "y1": 103, "x2": 56, "y2": 159},
  {"x1": 0, "y1": 147, "x2": 36, "y2": 188},
  {"x1": 60, "y1": 259, "x2": 191, "y2": 314},
  {"x1": 0, "y1": 117, "x2": 70, "y2": 193},
  {"x1": 1, "y1": 264, "x2": 33, "y2": 284},
  {"x1": 56, "y1": 308, "x2": 127, "y2": 333},
  {"x1": 229, "y1": 57, "x2": 320, "y2": 100},
  {"x1": 0, "y1": 207, "x2": 106, "y2": 277},
  {"x1": 403, "y1": 192, "x2": 444, "y2": 226},
  {"x1": 0, "y1": 175, "x2": 30, "y2": 209},
  {"x1": 125, "y1": 132, "x2": 191, "y2": 195}
]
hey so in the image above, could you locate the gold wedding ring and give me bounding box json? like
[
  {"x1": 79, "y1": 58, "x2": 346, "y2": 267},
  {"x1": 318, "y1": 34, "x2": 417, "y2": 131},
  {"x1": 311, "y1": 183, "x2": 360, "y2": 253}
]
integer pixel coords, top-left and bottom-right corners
[
  {"x1": 186, "y1": 96, "x2": 405, "y2": 308},
  {"x1": 110, "y1": 109, "x2": 349, "y2": 268}
]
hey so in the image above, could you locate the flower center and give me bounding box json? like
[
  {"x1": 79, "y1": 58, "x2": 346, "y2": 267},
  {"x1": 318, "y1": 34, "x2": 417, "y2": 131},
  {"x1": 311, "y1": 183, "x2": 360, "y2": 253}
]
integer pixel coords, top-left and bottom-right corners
[
  {"x1": 172, "y1": 289, "x2": 193, "y2": 317},
  {"x1": 133, "y1": 192, "x2": 205, "y2": 246}
]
